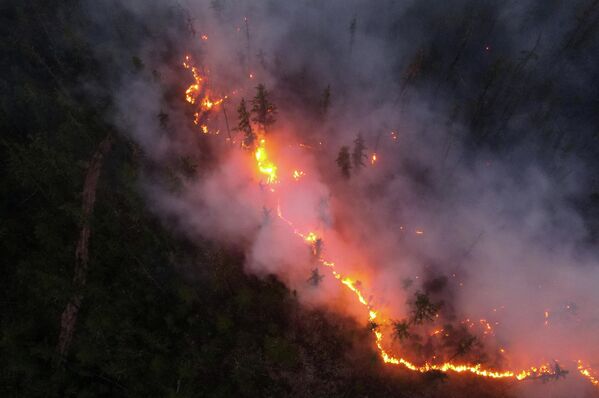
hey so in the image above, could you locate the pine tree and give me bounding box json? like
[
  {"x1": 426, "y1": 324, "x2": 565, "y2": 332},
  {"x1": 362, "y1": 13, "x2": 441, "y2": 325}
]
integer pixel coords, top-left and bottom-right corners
[
  {"x1": 336, "y1": 146, "x2": 351, "y2": 179},
  {"x1": 251, "y1": 84, "x2": 277, "y2": 130},
  {"x1": 236, "y1": 98, "x2": 255, "y2": 148},
  {"x1": 352, "y1": 134, "x2": 367, "y2": 171}
]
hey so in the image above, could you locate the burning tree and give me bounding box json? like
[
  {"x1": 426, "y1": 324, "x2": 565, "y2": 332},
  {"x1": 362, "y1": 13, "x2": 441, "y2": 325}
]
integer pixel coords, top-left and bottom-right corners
[
  {"x1": 251, "y1": 83, "x2": 277, "y2": 131},
  {"x1": 336, "y1": 146, "x2": 352, "y2": 179},
  {"x1": 236, "y1": 98, "x2": 255, "y2": 148}
]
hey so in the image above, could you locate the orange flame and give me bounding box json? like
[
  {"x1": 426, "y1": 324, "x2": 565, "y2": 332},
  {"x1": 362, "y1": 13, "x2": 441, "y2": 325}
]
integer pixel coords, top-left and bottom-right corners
[
  {"x1": 183, "y1": 55, "x2": 226, "y2": 135},
  {"x1": 255, "y1": 138, "x2": 277, "y2": 184},
  {"x1": 578, "y1": 361, "x2": 599, "y2": 386}
]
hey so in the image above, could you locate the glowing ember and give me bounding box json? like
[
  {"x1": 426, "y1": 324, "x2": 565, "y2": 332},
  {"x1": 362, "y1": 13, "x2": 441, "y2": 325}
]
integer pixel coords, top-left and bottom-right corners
[
  {"x1": 292, "y1": 170, "x2": 305, "y2": 180},
  {"x1": 578, "y1": 361, "x2": 599, "y2": 386},
  {"x1": 371, "y1": 153, "x2": 377, "y2": 165},
  {"x1": 304, "y1": 232, "x2": 318, "y2": 243}
]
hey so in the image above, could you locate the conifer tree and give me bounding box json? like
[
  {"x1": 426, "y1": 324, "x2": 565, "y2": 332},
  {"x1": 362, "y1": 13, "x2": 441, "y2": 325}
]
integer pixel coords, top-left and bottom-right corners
[
  {"x1": 352, "y1": 134, "x2": 367, "y2": 171},
  {"x1": 236, "y1": 98, "x2": 255, "y2": 148},
  {"x1": 336, "y1": 146, "x2": 352, "y2": 179},
  {"x1": 251, "y1": 84, "x2": 277, "y2": 130}
]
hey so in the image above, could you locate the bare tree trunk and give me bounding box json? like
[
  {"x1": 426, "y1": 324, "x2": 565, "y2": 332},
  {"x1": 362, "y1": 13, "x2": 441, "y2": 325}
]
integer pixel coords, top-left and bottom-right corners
[{"x1": 56, "y1": 134, "x2": 113, "y2": 361}]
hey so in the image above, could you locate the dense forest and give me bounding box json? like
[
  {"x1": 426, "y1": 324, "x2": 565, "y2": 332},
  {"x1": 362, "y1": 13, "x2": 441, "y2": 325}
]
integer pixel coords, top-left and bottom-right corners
[{"x1": 2, "y1": 1, "x2": 598, "y2": 397}]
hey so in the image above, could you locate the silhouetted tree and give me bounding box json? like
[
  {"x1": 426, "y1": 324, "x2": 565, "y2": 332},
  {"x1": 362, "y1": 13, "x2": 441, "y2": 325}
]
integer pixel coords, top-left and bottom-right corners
[
  {"x1": 451, "y1": 335, "x2": 477, "y2": 359},
  {"x1": 307, "y1": 268, "x2": 324, "y2": 286},
  {"x1": 336, "y1": 146, "x2": 351, "y2": 178},
  {"x1": 236, "y1": 98, "x2": 255, "y2": 147},
  {"x1": 411, "y1": 291, "x2": 441, "y2": 324},
  {"x1": 251, "y1": 84, "x2": 277, "y2": 130},
  {"x1": 368, "y1": 320, "x2": 379, "y2": 331},
  {"x1": 352, "y1": 134, "x2": 367, "y2": 171},
  {"x1": 392, "y1": 319, "x2": 411, "y2": 341}
]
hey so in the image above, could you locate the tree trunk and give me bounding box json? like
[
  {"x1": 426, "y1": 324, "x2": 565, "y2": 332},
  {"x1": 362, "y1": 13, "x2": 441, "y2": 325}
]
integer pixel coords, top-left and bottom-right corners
[{"x1": 56, "y1": 134, "x2": 113, "y2": 361}]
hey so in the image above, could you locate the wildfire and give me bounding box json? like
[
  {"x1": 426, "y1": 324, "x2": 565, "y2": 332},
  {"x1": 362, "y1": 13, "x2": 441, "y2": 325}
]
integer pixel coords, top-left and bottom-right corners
[
  {"x1": 275, "y1": 206, "x2": 571, "y2": 386},
  {"x1": 254, "y1": 135, "x2": 590, "y2": 388},
  {"x1": 183, "y1": 55, "x2": 226, "y2": 134},
  {"x1": 180, "y1": 52, "x2": 599, "y2": 391},
  {"x1": 255, "y1": 138, "x2": 277, "y2": 184}
]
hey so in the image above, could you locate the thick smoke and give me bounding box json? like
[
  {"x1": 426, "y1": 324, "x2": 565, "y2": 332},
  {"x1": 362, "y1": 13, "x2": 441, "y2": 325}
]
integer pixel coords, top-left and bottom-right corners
[{"x1": 88, "y1": 0, "x2": 599, "y2": 394}]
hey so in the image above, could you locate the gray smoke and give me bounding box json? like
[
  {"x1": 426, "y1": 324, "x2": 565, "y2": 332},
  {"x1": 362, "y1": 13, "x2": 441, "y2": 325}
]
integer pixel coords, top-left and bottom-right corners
[{"x1": 85, "y1": 0, "x2": 599, "y2": 394}]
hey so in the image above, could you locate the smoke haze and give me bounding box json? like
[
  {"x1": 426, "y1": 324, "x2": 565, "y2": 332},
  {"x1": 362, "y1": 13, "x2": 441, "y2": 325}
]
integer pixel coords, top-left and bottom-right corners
[{"x1": 84, "y1": 0, "x2": 599, "y2": 394}]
